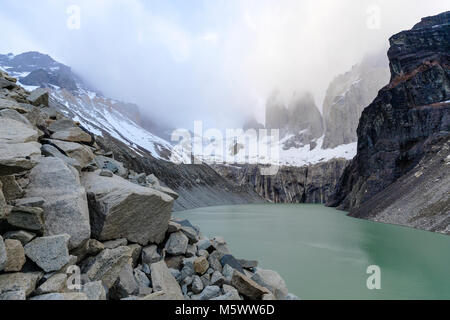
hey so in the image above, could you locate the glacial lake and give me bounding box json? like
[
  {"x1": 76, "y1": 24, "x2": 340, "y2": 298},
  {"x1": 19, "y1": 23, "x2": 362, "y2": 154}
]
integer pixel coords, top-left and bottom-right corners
[{"x1": 176, "y1": 204, "x2": 450, "y2": 300}]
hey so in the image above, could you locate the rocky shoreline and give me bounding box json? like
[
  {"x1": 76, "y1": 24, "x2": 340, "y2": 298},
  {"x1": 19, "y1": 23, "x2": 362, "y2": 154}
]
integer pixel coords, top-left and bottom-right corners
[{"x1": 0, "y1": 70, "x2": 296, "y2": 300}]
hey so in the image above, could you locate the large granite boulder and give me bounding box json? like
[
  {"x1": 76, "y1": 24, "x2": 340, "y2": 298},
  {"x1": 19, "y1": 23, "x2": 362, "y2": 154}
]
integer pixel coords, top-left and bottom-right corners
[
  {"x1": 81, "y1": 171, "x2": 174, "y2": 245},
  {"x1": 46, "y1": 139, "x2": 95, "y2": 168},
  {"x1": 0, "y1": 142, "x2": 41, "y2": 175},
  {"x1": 24, "y1": 234, "x2": 71, "y2": 272},
  {"x1": 0, "y1": 118, "x2": 39, "y2": 144},
  {"x1": 26, "y1": 157, "x2": 91, "y2": 249},
  {"x1": 150, "y1": 261, "x2": 184, "y2": 300}
]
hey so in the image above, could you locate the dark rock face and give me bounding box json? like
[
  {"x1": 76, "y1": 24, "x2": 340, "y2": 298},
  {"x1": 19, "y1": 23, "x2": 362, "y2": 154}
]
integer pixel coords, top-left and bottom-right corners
[
  {"x1": 329, "y1": 12, "x2": 450, "y2": 233},
  {"x1": 214, "y1": 158, "x2": 349, "y2": 204}
]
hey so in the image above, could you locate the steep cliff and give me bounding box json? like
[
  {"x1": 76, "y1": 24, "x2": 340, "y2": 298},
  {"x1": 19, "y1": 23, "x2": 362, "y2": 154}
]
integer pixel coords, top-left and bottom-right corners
[
  {"x1": 214, "y1": 158, "x2": 349, "y2": 204},
  {"x1": 322, "y1": 54, "x2": 390, "y2": 149},
  {"x1": 329, "y1": 12, "x2": 450, "y2": 233}
]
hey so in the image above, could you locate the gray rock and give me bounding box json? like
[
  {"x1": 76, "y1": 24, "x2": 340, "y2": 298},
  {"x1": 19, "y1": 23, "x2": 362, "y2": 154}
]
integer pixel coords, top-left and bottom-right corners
[
  {"x1": 128, "y1": 244, "x2": 142, "y2": 266},
  {"x1": 150, "y1": 261, "x2": 184, "y2": 300},
  {"x1": 167, "y1": 221, "x2": 182, "y2": 233},
  {"x1": 35, "y1": 273, "x2": 68, "y2": 295},
  {"x1": 146, "y1": 174, "x2": 160, "y2": 187},
  {"x1": 30, "y1": 293, "x2": 88, "y2": 300},
  {"x1": 198, "y1": 249, "x2": 209, "y2": 258},
  {"x1": 180, "y1": 226, "x2": 199, "y2": 244},
  {"x1": 82, "y1": 171, "x2": 173, "y2": 245},
  {"x1": 165, "y1": 231, "x2": 189, "y2": 256},
  {"x1": 134, "y1": 268, "x2": 150, "y2": 288},
  {"x1": 51, "y1": 127, "x2": 92, "y2": 144},
  {"x1": 14, "y1": 197, "x2": 45, "y2": 208},
  {"x1": 0, "y1": 118, "x2": 38, "y2": 144},
  {"x1": 27, "y1": 88, "x2": 49, "y2": 106},
  {"x1": 0, "y1": 236, "x2": 6, "y2": 271},
  {"x1": 212, "y1": 237, "x2": 231, "y2": 255},
  {"x1": 141, "y1": 291, "x2": 181, "y2": 300},
  {"x1": 197, "y1": 239, "x2": 213, "y2": 252},
  {"x1": 3, "y1": 230, "x2": 36, "y2": 245},
  {"x1": 154, "y1": 185, "x2": 179, "y2": 200},
  {"x1": 24, "y1": 234, "x2": 71, "y2": 272},
  {"x1": 211, "y1": 271, "x2": 225, "y2": 287},
  {"x1": 220, "y1": 255, "x2": 245, "y2": 274},
  {"x1": 6, "y1": 206, "x2": 44, "y2": 232},
  {"x1": 71, "y1": 239, "x2": 105, "y2": 263},
  {"x1": 94, "y1": 156, "x2": 128, "y2": 178},
  {"x1": 111, "y1": 263, "x2": 138, "y2": 299},
  {"x1": 4, "y1": 239, "x2": 26, "y2": 272},
  {"x1": 237, "y1": 259, "x2": 258, "y2": 269},
  {"x1": 48, "y1": 119, "x2": 78, "y2": 133},
  {"x1": 170, "y1": 268, "x2": 182, "y2": 282},
  {"x1": 0, "y1": 142, "x2": 41, "y2": 175},
  {"x1": 191, "y1": 275, "x2": 204, "y2": 294},
  {"x1": 0, "y1": 108, "x2": 31, "y2": 125},
  {"x1": 0, "y1": 175, "x2": 24, "y2": 201},
  {"x1": 0, "y1": 290, "x2": 26, "y2": 300},
  {"x1": 251, "y1": 269, "x2": 289, "y2": 300},
  {"x1": 0, "y1": 272, "x2": 43, "y2": 296},
  {"x1": 46, "y1": 139, "x2": 95, "y2": 168},
  {"x1": 208, "y1": 251, "x2": 223, "y2": 273},
  {"x1": 185, "y1": 244, "x2": 197, "y2": 258},
  {"x1": 41, "y1": 144, "x2": 81, "y2": 172},
  {"x1": 0, "y1": 98, "x2": 31, "y2": 114},
  {"x1": 191, "y1": 285, "x2": 221, "y2": 300},
  {"x1": 82, "y1": 246, "x2": 132, "y2": 289},
  {"x1": 200, "y1": 274, "x2": 211, "y2": 287},
  {"x1": 82, "y1": 281, "x2": 107, "y2": 300},
  {"x1": 141, "y1": 245, "x2": 161, "y2": 265},
  {"x1": 222, "y1": 264, "x2": 235, "y2": 282},
  {"x1": 103, "y1": 238, "x2": 128, "y2": 249},
  {"x1": 138, "y1": 287, "x2": 153, "y2": 297},
  {"x1": 223, "y1": 284, "x2": 241, "y2": 299},
  {"x1": 0, "y1": 78, "x2": 16, "y2": 89},
  {"x1": 262, "y1": 293, "x2": 276, "y2": 300},
  {"x1": 26, "y1": 157, "x2": 91, "y2": 249}
]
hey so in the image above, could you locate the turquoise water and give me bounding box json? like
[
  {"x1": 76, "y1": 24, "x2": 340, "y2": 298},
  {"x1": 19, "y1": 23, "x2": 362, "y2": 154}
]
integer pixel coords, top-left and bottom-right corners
[{"x1": 176, "y1": 204, "x2": 450, "y2": 300}]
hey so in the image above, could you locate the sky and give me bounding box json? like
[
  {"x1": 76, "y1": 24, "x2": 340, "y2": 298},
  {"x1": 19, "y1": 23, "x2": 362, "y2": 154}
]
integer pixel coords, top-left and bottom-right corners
[{"x1": 0, "y1": 0, "x2": 448, "y2": 130}]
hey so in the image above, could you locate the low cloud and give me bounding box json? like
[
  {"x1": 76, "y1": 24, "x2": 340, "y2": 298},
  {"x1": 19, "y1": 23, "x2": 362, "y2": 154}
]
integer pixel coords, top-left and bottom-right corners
[{"x1": 0, "y1": 0, "x2": 448, "y2": 130}]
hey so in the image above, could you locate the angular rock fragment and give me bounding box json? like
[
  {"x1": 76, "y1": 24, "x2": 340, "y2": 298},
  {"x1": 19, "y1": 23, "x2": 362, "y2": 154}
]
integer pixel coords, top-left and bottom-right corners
[
  {"x1": 252, "y1": 269, "x2": 289, "y2": 300},
  {"x1": 150, "y1": 261, "x2": 184, "y2": 300},
  {"x1": 27, "y1": 88, "x2": 49, "y2": 107},
  {"x1": 0, "y1": 142, "x2": 41, "y2": 175},
  {"x1": 41, "y1": 144, "x2": 81, "y2": 172},
  {"x1": 165, "y1": 231, "x2": 189, "y2": 256},
  {"x1": 35, "y1": 273, "x2": 68, "y2": 295},
  {"x1": 26, "y1": 157, "x2": 90, "y2": 249},
  {"x1": 24, "y1": 234, "x2": 71, "y2": 272},
  {"x1": 231, "y1": 271, "x2": 270, "y2": 300},
  {"x1": 51, "y1": 127, "x2": 92, "y2": 143},
  {"x1": 0, "y1": 272, "x2": 43, "y2": 296},
  {"x1": 82, "y1": 246, "x2": 132, "y2": 289},
  {"x1": 6, "y1": 206, "x2": 44, "y2": 232},
  {"x1": 3, "y1": 230, "x2": 36, "y2": 245},
  {"x1": 4, "y1": 239, "x2": 26, "y2": 272},
  {"x1": 46, "y1": 139, "x2": 95, "y2": 168},
  {"x1": 191, "y1": 285, "x2": 221, "y2": 300},
  {"x1": 0, "y1": 118, "x2": 39, "y2": 144},
  {"x1": 82, "y1": 171, "x2": 173, "y2": 245},
  {"x1": 141, "y1": 245, "x2": 161, "y2": 264},
  {"x1": 30, "y1": 293, "x2": 88, "y2": 300},
  {"x1": 82, "y1": 281, "x2": 107, "y2": 300}
]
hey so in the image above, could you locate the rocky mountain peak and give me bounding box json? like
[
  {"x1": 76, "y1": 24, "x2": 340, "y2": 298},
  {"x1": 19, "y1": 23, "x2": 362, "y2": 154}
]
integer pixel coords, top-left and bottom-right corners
[{"x1": 328, "y1": 11, "x2": 449, "y2": 234}]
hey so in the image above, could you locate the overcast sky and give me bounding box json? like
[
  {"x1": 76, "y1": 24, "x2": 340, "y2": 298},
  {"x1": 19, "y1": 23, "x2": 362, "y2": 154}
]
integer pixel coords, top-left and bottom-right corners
[{"x1": 0, "y1": 0, "x2": 448, "y2": 129}]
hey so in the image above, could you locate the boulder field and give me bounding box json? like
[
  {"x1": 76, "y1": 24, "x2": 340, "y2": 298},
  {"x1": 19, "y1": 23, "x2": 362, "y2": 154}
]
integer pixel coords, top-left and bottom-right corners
[{"x1": 0, "y1": 69, "x2": 296, "y2": 300}]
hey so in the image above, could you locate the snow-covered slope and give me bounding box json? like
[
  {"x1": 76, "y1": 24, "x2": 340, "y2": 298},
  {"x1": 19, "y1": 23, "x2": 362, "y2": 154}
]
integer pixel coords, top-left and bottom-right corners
[{"x1": 0, "y1": 52, "x2": 190, "y2": 163}]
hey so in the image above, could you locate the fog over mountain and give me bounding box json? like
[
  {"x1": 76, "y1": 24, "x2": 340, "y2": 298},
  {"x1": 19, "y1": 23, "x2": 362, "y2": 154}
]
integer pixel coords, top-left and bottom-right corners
[{"x1": 0, "y1": 0, "x2": 448, "y2": 130}]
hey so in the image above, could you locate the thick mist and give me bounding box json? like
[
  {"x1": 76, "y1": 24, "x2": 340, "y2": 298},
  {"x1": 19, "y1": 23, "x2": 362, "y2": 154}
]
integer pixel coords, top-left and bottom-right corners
[{"x1": 0, "y1": 0, "x2": 448, "y2": 130}]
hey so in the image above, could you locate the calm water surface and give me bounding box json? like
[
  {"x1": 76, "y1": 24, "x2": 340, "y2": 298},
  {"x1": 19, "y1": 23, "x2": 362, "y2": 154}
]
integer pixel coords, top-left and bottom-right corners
[{"x1": 176, "y1": 204, "x2": 450, "y2": 300}]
